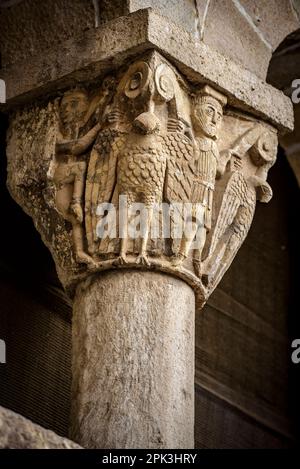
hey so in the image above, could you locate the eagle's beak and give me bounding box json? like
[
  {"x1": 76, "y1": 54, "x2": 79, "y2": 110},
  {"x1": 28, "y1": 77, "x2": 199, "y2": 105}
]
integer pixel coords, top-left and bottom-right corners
[{"x1": 133, "y1": 111, "x2": 160, "y2": 134}]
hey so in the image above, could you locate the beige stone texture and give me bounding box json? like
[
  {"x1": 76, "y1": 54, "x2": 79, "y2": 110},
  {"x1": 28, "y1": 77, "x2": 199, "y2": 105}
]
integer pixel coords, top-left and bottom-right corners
[
  {"x1": 5, "y1": 53, "x2": 278, "y2": 311},
  {"x1": 129, "y1": 0, "x2": 203, "y2": 35},
  {"x1": 202, "y1": 0, "x2": 272, "y2": 80},
  {"x1": 70, "y1": 271, "x2": 195, "y2": 448},
  {"x1": 0, "y1": 406, "x2": 81, "y2": 448},
  {"x1": 239, "y1": 0, "x2": 299, "y2": 49},
  {"x1": 1, "y1": 9, "x2": 293, "y2": 133},
  {"x1": 293, "y1": 0, "x2": 300, "y2": 19},
  {"x1": 1, "y1": 0, "x2": 297, "y2": 452},
  {"x1": 98, "y1": 0, "x2": 129, "y2": 23},
  {"x1": 0, "y1": 0, "x2": 94, "y2": 67}
]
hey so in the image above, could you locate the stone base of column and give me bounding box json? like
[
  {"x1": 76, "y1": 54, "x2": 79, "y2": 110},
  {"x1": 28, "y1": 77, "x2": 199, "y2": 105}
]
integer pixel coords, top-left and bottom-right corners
[{"x1": 70, "y1": 270, "x2": 195, "y2": 449}]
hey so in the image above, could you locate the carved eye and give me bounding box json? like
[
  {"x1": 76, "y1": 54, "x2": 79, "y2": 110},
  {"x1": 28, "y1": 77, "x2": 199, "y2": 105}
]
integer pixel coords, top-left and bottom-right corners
[
  {"x1": 129, "y1": 72, "x2": 143, "y2": 91},
  {"x1": 155, "y1": 63, "x2": 176, "y2": 102},
  {"x1": 251, "y1": 131, "x2": 278, "y2": 165},
  {"x1": 122, "y1": 62, "x2": 151, "y2": 99},
  {"x1": 206, "y1": 106, "x2": 214, "y2": 116}
]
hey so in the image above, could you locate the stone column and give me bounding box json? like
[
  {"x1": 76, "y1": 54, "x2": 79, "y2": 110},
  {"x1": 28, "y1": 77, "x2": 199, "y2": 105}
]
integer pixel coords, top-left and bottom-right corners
[
  {"x1": 70, "y1": 271, "x2": 195, "y2": 448},
  {"x1": 1, "y1": 0, "x2": 297, "y2": 450}
]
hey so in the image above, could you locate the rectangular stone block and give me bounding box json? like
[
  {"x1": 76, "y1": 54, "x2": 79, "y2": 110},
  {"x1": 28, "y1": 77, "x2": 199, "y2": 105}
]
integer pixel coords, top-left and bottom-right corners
[
  {"x1": 129, "y1": 0, "x2": 203, "y2": 36},
  {"x1": 202, "y1": 0, "x2": 272, "y2": 79},
  {"x1": 0, "y1": 0, "x2": 95, "y2": 67},
  {"x1": 239, "y1": 0, "x2": 299, "y2": 49},
  {"x1": 0, "y1": 9, "x2": 294, "y2": 133}
]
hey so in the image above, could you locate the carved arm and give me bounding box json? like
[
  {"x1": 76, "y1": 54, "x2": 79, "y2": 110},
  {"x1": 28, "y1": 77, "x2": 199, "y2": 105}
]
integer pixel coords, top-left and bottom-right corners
[{"x1": 56, "y1": 123, "x2": 101, "y2": 156}]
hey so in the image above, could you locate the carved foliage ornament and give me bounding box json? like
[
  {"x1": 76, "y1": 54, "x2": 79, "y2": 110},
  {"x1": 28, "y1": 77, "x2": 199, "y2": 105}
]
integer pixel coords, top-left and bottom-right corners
[{"x1": 7, "y1": 52, "x2": 278, "y2": 309}]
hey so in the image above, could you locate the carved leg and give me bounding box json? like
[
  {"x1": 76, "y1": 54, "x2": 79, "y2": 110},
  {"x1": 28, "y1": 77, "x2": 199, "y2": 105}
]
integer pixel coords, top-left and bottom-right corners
[
  {"x1": 117, "y1": 204, "x2": 129, "y2": 265},
  {"x1": 136, "y1": 205, "x2": 153, "y2": 266},
  {"x1": 172, "y1": 204, "x2": 205, "y2": 268},
  {"x1": 72, "y1": 223, "x2": 97, "y2": 267},
  {"x1": 192, "y1": 226, "x2": 207, "y2": 278},
  {"x1": 118, "y1": 238, "x2": 128, "y2": 264},
  {"x1": 172, "y1": 219, "x2": 198, "y2": 267},
  {"x1": 69, "y1": 165, "x2": 86, "y2": 223}
]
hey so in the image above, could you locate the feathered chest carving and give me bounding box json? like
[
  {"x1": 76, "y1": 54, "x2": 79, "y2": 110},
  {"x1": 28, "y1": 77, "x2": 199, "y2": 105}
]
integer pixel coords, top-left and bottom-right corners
[{"x1": 117, "y1": 135, "x2": 167, "y2": 204}]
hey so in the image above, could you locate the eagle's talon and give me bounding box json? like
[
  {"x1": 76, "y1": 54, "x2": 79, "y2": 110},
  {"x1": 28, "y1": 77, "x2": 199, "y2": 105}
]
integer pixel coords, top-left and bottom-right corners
[
  {"x1": 117, "y1": 255, "x2": 128, "y2": 265},
  {"x1": 87, "y1": 260, "x2": 101, "y2": 272},
  {"x1": 76, "y1": 252, "x2": 98, "y2": 268},
  {"x1": 136, "y1": 254, "x2": 150, "y2": 266},
  {"x1": 171, "y1": 253, "x2": 186, "y2": 268}
]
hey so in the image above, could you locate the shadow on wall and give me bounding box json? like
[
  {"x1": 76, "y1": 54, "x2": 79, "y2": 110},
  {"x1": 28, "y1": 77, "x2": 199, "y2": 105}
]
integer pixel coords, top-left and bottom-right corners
[
  {"x1": 268, "y1": 29, "x2": 300, "y2": 444},
  {"x1": 0, "y1": 112, "x2": 72, "y2": 438},
  {"x1": 195, "y1": 149, "x2": 300, "y2": 448}
]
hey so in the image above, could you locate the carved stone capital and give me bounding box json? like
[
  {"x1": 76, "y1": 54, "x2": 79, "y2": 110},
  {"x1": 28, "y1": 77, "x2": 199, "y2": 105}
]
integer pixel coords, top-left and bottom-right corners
[{"x1": 6, "y1": 51, "x2": 278, "y2": 310}]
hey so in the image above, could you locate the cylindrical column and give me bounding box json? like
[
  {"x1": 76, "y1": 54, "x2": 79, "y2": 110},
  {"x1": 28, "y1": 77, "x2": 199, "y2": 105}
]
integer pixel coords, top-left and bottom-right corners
[{"x1": 70, "y1": 270, "x2": 195, "y2": 449}]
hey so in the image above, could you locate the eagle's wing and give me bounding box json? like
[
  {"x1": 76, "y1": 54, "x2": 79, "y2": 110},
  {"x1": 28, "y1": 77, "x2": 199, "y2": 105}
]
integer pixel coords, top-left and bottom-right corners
[
  {"x1": 163, "y1": 132, "x2": 195, "y2": 204},
  {"x1": 85, "y1": 129, "x2": 125, "y2": 255},
  {"x1": 162, "y1": 132, "x2": 195, "y2": 252},
  {"x1": 203, "y1": 171, "x2": 256, "y2": 291},
  {"x1": 208, "y1": 171, "x2": 249, "y2": 256}
]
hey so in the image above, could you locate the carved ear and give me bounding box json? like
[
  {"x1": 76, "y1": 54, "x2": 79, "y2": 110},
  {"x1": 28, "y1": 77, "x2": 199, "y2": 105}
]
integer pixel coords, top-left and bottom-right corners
[
  {"x1": 118, "y1": 61, "x2": 152, "y2": 99},
  {"x1": 155, "y1": 63, "x2": 176, "y2": 102}
]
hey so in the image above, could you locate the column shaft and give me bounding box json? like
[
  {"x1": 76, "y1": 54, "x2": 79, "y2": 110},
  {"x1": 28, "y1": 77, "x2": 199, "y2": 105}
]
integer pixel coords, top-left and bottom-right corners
[{"x1": 70, "y1": 270, "x2": 195, "y2": 449}]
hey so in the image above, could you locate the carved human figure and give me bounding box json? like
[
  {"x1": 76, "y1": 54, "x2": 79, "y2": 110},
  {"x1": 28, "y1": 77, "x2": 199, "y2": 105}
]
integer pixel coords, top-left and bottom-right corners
[
  {"x1": 52, "y1": 88, "x2": 100, "y2": 266},
  {"x1": 51, "y1": 78, "x2": 116, "y2": 266},
  {"x1": 173, "y1": 85, "x2": 227, "y2": 276}
]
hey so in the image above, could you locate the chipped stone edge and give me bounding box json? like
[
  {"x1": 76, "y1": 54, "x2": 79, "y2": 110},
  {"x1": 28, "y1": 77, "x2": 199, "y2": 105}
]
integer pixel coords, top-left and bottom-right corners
[
  {"x1": 0, "y1": 405, "x2": 81, "y2": 449},
  {"x1": 0, "y1": 8, "x2": 294, "y2": 133}
]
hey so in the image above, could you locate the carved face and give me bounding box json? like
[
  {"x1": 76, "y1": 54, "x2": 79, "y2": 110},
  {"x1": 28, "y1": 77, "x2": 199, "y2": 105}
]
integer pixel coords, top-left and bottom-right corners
[
  {"x1": 192, "y1": 96, "x2": 223, "y2": 138},
  {"x1": 59, "y1": 91, "x2": 89, "y2": 129}
]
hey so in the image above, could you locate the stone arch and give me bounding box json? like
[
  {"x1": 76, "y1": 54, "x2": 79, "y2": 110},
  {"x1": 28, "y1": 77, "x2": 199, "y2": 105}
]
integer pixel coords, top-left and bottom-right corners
[{"x1": 268, "y1": 28, "x2": 300, "y2": 187}]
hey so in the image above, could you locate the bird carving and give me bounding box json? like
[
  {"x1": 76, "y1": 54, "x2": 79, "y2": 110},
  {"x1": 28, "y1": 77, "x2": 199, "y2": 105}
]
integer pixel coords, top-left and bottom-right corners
[
  {"x1": 202, "y1": 126, "x2": 277, "y2": 291},
  {"x1": 85, "y1": 59, "x2": 195, "y2": 265}
]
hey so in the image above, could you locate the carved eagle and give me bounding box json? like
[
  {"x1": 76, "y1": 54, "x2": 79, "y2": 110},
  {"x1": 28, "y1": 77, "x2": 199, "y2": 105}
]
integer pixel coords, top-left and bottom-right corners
[{"x1": 84, "y1": 59, "x2": 196, "y2": 263}]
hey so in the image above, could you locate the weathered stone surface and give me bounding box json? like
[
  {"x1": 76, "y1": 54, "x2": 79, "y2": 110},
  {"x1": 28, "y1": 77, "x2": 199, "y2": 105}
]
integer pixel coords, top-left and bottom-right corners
[
  {"x1": 293, "y1": 0, "x2": 300, "y2": 20},
  {"x1": 129, "y1": 0, "x2": 202, "y2": 36},
  {"x1": 1, "y1": 0, "x2": 297, "y2": 453},
  {"x1": 98, "y1": 0, "x2": 128, "y2": 23},
  {"x1": 0, "y1": 0, "x2": 95, "y2": 67},
  {"x1": 202, "y1": 0, "x2": 272, "y2": 79},
  {"x1": 0, "y1": 406, "x2": 81, "y2": 448},
  {"x1": 70, "y1": 271, "x2": 195, "y2": 449},
  {"x1": 0, "y1": 9, "x2": 294, "y2": 133},
  {"x1": 2, "y1": 0, "x2": 297, "y2": 80},
  {"x1": 239, "y1": 0, "x2": 299, "y2": 49},
  {"x1": 147, "y1": 11, "x2": 293, "y2": 134},
  {"x1": 5, "y1": 52, "x2": 279, "y2": 311}
]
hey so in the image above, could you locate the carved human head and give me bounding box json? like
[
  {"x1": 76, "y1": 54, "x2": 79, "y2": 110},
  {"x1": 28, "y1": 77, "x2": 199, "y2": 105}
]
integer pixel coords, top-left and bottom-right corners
[
  {"x1": 192, "y1": 85, "x2": 227, "y2": 139},
  {"x1": 59, "y1": 88, "x2": 89, "y2": 129}
]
